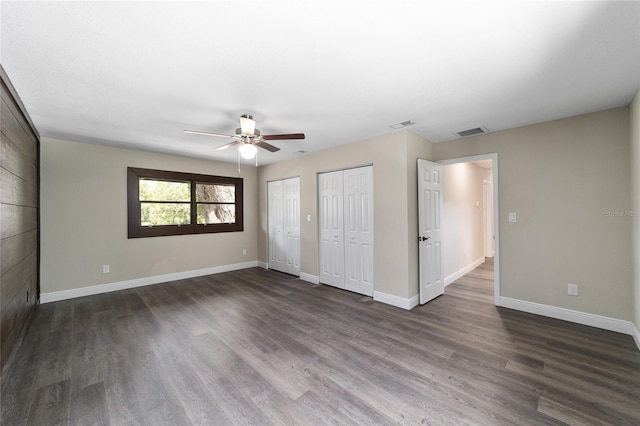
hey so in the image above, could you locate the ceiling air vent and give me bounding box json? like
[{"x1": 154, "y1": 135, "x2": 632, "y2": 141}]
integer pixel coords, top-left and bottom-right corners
[
  {"x1": 454, "y1": 126, "x2": 489, "y2": 138},
  {"x1": 389, "y1": 120, "x2": 416, "y2": 129}
]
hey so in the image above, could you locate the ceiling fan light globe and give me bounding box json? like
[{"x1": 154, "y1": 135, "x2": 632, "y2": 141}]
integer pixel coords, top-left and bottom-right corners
[{"x1": 238, "y1": 143, "x2": 258, "y2": 159}]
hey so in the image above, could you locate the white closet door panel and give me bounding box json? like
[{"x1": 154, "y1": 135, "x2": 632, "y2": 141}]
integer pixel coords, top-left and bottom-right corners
[
  {"x1": 283, "y1": 177, "x2": 300, "y2": 274},
  {"x1": 268, "y1": 180, "x2": 284, "y2": 270},
  {"x1": 343, "y1": 170, "x2": 360, "y2": 293},
  {"x1": 268, "y1": 178, "x2": 300, "y2": 275},
  {"x1": 357, "y1": 169, "x2": 373, "y2": 297},
  {"x1": 319, "y1": 171, "x2": 344, "y2": 288},
  {"x1": 343, "y1": 166, "x2": 374, "y2": 296}
]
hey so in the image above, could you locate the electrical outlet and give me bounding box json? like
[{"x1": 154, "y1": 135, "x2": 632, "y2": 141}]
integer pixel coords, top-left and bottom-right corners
[
  {"x1": 568, "y1": 283, "x2": 579, "y2": 296},
  {"x1": 102, "y1": 265, "x2": 110, "y2": 274},
  {"x1": 242, "y1": 249, "x2": 247, "y2": 256},
  {"x1": 508, "y1": 212, "x2": 517, "y2": 223}
]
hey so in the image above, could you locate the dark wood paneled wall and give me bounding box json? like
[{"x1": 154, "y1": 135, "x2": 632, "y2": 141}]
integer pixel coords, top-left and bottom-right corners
[{"x1": 0, "y1": 65, "x2": 40, "y2": 376}]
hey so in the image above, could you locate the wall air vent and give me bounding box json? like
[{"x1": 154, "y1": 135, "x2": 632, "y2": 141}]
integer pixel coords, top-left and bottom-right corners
[
  {"x1": 389, "y1": 120, "x2": 416, "y2": 129},
  {"x1": 454, "y1": 126, "x2": 489, "y2": 138}
]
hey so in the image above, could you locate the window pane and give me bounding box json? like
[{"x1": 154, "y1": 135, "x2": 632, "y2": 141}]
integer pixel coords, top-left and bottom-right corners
[
  {"x1": 140, "y1": 179, "x2": 190, "y2": 202},
  {"x1": 141, "y1": 203, "x2": 190, "y2": 226},
  {"x1": 196, "y1": 183, "x2": 235, "y2": 203},
  {"x1": 197, "y1": 204, "x2": 236, "y2": 224}
]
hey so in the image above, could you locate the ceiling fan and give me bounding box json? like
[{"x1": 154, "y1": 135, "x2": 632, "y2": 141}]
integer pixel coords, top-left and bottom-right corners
[{"x1": 184, "y1": 114, "x2": 305, "y2": 159}]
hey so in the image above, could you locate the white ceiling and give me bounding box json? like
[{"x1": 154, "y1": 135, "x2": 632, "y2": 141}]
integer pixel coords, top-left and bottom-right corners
[{"x1": 1, "y1": 1, "x2": 639, "y2": 165}]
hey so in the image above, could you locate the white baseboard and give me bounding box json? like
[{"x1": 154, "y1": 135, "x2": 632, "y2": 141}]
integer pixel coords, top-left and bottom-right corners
[
  {"x1": 633, "y1": 323, "x2": 640, "y2": 351},
  {"x1": 445, "y1": 257, "x2": 485, "y2": 286},
  {"x1": 374, "y1": 291, "x2": 419, "y2": 310},
  {"x1": 41, "y1": 261, "x2": 259, "y2": 303},
  {"x1": 299, "y1": 272, "x2": 319, "y2": 284},
  {"x1": 499, "y1": 296, "x2": 636, "y2": 337},
  {"x1": 257, "y1": 261, "x2": 268, "y2": 269},
  {"x1": 408, "y1": 294, "x2": 420, "y2": 309}
]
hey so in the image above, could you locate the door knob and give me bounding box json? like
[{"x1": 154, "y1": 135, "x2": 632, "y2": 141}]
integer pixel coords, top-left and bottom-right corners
[{"x1": 418, "y1": 236, "x2": 430, "y2": 242}]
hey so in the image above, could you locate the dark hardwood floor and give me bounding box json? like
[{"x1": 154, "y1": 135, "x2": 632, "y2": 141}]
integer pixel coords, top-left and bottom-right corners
[{"x1": 2, "y1": 259, "x2": 639, "y2": 425}]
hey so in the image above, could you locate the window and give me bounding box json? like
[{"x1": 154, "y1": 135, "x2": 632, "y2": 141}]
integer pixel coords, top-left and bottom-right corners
[{"x1": 127, "y1": 167, "x2": 243, "y2": 238}]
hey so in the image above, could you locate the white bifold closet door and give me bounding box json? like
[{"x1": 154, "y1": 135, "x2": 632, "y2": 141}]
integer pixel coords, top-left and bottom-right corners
[
  {"x1": 319, "y1": 166, "x2": 373, "y2": 296},
  {"x1": 268, "y1": 177, "x2": 300, "y2": 276}
]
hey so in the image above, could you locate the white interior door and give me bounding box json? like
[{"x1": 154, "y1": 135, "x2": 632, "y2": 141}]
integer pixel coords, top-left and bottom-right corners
[
  {"x1": 343, "y1": 166, "x2": 374, "y2": 296},
  {"x1": 268, "y1": 178, "x2": 300, "y2": 275},
  {"x1": 418, "y1": 159, "x2": 444, "y2": 304},
  {"x1": 319, "y1": 171, "x2": 345, "y2": 288}
]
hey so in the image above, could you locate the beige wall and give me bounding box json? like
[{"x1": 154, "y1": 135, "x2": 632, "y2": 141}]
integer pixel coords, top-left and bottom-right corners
[
  {"x1": 434, "y1": 108, "x2": 633, "y2": 320},
  {"x1": 40, "y1": 138, "x2": 258, "y2": 293},
  {"x1": 41, "y1": 106, "x2": 635, "y2": 324},
  {"x1": 258, "y1": 130, "x2": 433, "y2": 299},
  {"x1": 442, "y1": 162, "x2": 485, "y2": 278},
  {"x1": 631, "y1": 90, "x2": 640, "y2": 334}
]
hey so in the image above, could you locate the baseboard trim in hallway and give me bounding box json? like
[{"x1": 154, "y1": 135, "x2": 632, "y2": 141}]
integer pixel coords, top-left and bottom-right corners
[{"x1": 444, "y1": 257, "x2": 486, "y2": 286}]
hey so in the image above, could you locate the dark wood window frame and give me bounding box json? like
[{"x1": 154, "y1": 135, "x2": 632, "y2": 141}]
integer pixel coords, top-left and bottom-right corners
[{"x1": 127, "y1": 167, "x2": 243, "y2": 238}]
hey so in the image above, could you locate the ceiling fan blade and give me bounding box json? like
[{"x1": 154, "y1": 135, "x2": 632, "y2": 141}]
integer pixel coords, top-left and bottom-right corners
[
  {"x1": 183, "y1": 130, "x2": 235, "y2": 138},
  {"x1": 216, "y1": 141, "x2": 241, "y2": 151},
  {"x1": 255, "y1": 141, "x2": 280, "y2": 152},
  {"x1": 262, "y1": 133, "x2": 305, "y2": 141}
]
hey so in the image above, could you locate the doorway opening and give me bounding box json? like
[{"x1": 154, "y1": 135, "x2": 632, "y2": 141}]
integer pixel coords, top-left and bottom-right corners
[{"x1": 438, "y1": 154, "x2": 500, "y2": 306}]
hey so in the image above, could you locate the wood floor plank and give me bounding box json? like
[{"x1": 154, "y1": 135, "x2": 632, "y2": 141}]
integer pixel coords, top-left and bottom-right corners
[
  {"x1": 3, "y1": 258, "x2": 640, "y2": 425},
  {"x1": 26, "y1": 379, "x2": 71, "y2": 426},
  {"x1": 69, "y1": 381, "x2": 109, "y2": 426}
]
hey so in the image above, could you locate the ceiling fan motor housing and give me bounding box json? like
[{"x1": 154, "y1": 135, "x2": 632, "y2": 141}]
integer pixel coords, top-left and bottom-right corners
[{"x1": 236, "y1": 128, "x2": 261, "y2": 138}]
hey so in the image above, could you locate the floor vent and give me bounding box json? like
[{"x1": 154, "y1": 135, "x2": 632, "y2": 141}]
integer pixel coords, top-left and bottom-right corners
[{"x1": 454, "y1": 126, "x2": 489, "y2": 138}]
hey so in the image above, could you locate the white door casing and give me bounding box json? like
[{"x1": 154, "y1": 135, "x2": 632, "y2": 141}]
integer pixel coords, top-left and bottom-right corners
[
  {"x1": 418, "y1": 159, "x2": 444, "y2": 304},
  {"x1": 438, "y1": 153, "x2": 500, "y2": 306},
  {"x1": 268, "y1": 177, "x2": 300, "y2": 275}
]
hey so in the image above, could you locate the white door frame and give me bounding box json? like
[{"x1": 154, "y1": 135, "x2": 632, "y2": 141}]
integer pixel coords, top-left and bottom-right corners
[{"x1": 438, "y1": 153, "x2": 501, "y2": 306}]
